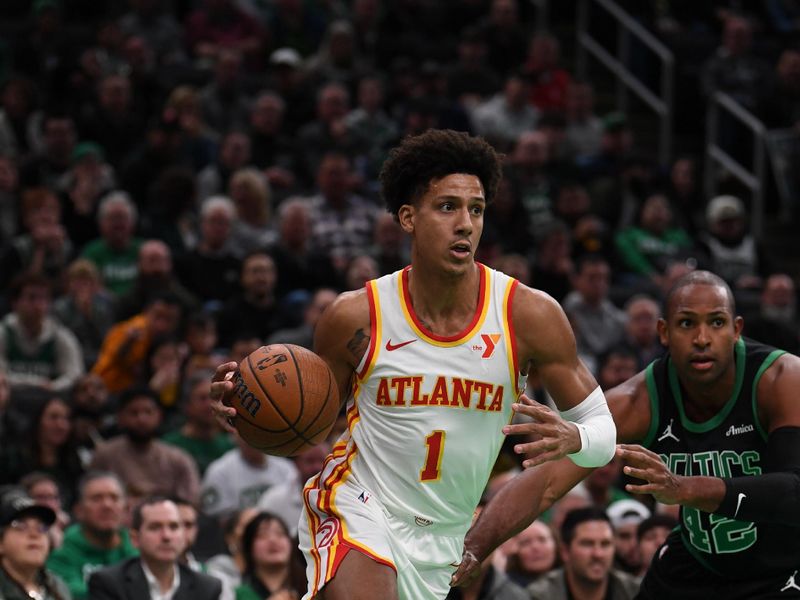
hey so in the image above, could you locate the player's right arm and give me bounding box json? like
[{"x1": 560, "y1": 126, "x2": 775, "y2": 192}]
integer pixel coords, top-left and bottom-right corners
[
  {"x1": 312, "y1": 288, "x2": 371, "y2": 407},
  {"x1": 210, "y1": 289, "x2": 370, "y2": 431},
  {"x1": 451, "y1": 373, "x2": 650, "y2": 587}
]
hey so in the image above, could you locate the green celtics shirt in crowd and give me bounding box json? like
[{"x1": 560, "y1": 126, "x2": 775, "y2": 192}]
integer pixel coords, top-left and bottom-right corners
[
  {"x1": 80, "y1": 238, "x2": 142, "y2": 295},
  {"x1": 46, "y1": 524, "x2": 138, "y2": 600}
]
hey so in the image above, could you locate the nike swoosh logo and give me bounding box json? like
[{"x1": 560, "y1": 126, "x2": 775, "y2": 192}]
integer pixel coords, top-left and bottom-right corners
[
  {"x1": 385, "y1": 339, "x2": 417, "y2": 351},
  {"x1": 734, "y1": 492, "x2": 746, "y2": 518}
]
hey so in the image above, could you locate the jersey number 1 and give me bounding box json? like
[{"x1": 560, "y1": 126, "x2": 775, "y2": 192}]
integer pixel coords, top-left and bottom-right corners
[{"x1": 420, "y1": 430, "x2": 446, "y2": 482}]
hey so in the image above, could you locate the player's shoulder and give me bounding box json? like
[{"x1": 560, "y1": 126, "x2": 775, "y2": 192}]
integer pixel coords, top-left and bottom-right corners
[
  {"x1": 318, "y1": 288, "x2": 371, "y2": 330},
  {"x1": 755, "y1": 349, "x2": 800, "y2": 396},
  {"x1": 510, "y1": 283, "x2": 565, "y2": 324}
]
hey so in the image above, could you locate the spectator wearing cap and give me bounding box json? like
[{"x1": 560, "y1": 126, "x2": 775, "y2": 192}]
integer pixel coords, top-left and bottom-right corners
[
  {"x1": 80, "y1": 191, "x2": 142, "y2": 295},
  {"x1": 607, "y1": 499, "x2": 651, "y2": 576},
  {"x1": 265, "y1": 48, "x2": 316, "y2": 136},
  {"x1": 87, "y1": 497, "x2": 221, "y2": 600},
  {"x1": 697, "y1": 194, "x2": 773, "y2": 291},
  {"x1": 61, "y1": 142, "x2": 117, "y2": 250},
  {"x1": 0, "y1": 488, "x2": 69, "y2": 600},
  {"x1": 46, "y1": 472, "x2": 137, "y2": 600},
  {"x1": 90, "y1": 387, "x2": 200, "y2": 504},
  {"x1": 0, "y1": 272, "x2": 84, "y2": 398},
  {"x1": 527, "y1": 507, "x2": 639, "y2": 600}
]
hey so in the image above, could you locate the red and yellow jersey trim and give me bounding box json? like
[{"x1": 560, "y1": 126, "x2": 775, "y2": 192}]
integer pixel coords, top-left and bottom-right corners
[
  {"x1": 503, "y1": 278, "x2": 521, "y2": 395},
  {"x1": 356, "y1": 279, "x2": 381, "y2": 382},
  {"x1": 398, "y1": 262, "x2": 490, "y2": 347}
]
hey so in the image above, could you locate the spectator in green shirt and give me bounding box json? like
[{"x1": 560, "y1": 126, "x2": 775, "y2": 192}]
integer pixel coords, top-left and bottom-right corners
[
  {"x1": 47, "y1": 472, "x2": 138, "y2": 599},
  {"x1": 80, "y1": 192, "x2": 142, "y2": 296},
  {"x1": 614, "y1": 192, "x2": 693, "y2": 289}
]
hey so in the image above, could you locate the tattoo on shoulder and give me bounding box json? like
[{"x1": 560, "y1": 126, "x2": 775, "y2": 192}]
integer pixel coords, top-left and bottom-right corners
[{"x1": 346, "y1": 328, "x2": 370, "y2": 359}]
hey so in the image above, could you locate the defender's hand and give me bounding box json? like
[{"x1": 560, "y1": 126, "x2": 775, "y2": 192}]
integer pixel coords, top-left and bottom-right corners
[
  {"x1": 210, "y1": 361, "x2": 239, "y2": 433},
  {"x1": 617, "y1": 444, "x2": 683, "y2": 505},
  {"x1": 450, "y1": 548, "x2": 481, "y2": 588},
  {"x1": 502, "y1": 395, "x2": 582, "y2": 468}
]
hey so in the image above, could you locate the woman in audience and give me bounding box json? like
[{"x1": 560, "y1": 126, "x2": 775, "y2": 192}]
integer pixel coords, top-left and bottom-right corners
[
  {"x1": 235, "y1": 511, "x2": 305, "y2": 600},
  {"x1": 0, "y1": 396, "x2": 83, "y2": 508},
  {"x1": 504, "y1": 520, "x2": 560, "y2": 587},
  {"x1": 206, "y1": 507, "x2": 260, "y2": 599}
]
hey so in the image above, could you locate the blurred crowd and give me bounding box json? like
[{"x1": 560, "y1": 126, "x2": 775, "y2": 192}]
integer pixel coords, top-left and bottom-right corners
[{"x1": 0, "y1": 0, "x2": 798, "y2": 599}]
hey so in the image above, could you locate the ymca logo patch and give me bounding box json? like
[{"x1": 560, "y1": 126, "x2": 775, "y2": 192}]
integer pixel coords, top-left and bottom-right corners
[{"x1": 473, "y1": 334, "x2": 501, "y2": 359}]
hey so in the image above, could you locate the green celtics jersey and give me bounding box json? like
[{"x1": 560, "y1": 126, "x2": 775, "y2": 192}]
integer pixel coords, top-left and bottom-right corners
[{"x1": 642, "y1": 337, "x2": 797, "y2": 578}]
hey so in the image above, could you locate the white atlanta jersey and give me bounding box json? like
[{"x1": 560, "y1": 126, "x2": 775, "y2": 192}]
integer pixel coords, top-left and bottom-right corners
[{"x1": 305, "y1": 262, "x2": 525, "y2": 525}]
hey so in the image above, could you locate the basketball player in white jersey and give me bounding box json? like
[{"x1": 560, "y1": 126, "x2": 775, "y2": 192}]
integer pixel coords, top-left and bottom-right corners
[{"x1": 210, "y1": 129, "x2": 616, "y2": 599}]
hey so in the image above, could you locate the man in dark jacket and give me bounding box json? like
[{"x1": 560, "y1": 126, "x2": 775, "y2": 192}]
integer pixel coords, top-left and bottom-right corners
[{"x1": 88, "y1": 497, "x2": 221, "y2": 600}]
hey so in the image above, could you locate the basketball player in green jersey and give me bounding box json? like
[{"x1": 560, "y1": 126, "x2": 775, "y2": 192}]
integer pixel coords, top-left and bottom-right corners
[{"x1": 453, "y1": 270, "x2": 800, "y2": 599}]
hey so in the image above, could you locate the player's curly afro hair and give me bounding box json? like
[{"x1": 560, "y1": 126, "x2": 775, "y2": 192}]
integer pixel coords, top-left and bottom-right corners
[{"x1": 379, "y1": 129, "x2": 502, "y2": 216}]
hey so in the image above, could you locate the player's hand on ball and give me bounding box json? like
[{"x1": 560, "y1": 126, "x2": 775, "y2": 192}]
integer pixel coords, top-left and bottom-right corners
[
  {"x1": 617, "y1": 444, "x2": 683, "y2": 505},
  {"x1": 450, "y1": 548, "x2": 481, "y2": 588},
  {"x1": 502, "y1": 395, "x2": 582, "y2": 468},
  {"x1": 210, "y1": 361, "x2": 239, "y2": 433}
]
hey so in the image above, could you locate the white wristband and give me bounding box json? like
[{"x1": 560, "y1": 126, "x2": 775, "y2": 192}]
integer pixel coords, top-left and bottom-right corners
[{"x1": 559, "y1": 386, "x2": 616, "y2": 468}]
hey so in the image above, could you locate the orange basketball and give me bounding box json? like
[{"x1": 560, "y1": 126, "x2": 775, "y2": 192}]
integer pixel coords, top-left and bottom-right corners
[{"x1": 230, "y1": 344, "x2": 340, "y2": 457}]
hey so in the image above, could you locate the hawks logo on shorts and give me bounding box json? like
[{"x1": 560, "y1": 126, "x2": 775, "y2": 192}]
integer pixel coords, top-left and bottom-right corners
[{"x1": 315, "y1": 517, "x2": 339, "y2": 549}]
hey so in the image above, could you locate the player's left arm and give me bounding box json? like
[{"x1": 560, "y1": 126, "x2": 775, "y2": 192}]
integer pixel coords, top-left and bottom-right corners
[
  {"x1": 619, "y1": 353, "x2": 800, "y2": 524},
  {"x1": 512, "y1": 285, "x2": 616, "y2": 468}
]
